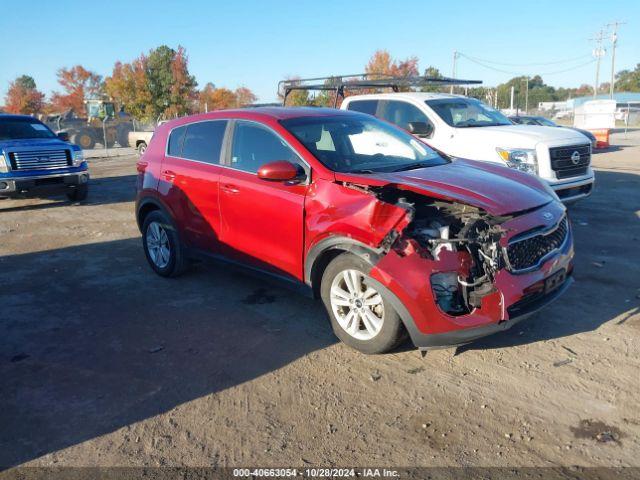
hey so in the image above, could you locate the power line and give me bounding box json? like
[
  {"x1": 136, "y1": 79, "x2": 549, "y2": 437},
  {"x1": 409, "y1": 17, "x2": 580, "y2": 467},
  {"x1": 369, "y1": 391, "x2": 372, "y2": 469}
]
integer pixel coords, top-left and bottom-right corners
[
  {"x1": 460, "y1": 53, "x2": 592, "y2": 67},
  {"x1": 458, "y1": 53, "x2": 596, "y2": 76}
]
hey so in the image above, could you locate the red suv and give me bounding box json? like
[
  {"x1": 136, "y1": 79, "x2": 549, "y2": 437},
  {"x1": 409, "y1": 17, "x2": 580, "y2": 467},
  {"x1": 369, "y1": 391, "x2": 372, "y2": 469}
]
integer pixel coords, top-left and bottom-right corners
[{"x1": 135, "y1": 108, "x2": 574, "y2": 354}]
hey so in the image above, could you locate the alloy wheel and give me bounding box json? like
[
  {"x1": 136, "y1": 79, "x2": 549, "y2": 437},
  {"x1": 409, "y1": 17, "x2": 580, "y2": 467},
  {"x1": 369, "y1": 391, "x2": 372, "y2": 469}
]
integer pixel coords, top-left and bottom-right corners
[
  {"x1": 330, "y1": 269, "x2": 384, "y2": 341},
  {"x1": 146, "y1": 221, "x2": 171, "y2": 269}
]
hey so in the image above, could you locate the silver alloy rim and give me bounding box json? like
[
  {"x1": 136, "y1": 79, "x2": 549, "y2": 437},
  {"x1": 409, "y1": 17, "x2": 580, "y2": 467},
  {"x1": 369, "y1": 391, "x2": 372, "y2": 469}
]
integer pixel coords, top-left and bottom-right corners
[
  {"x1": 146, "y1": 221, "x2": 170, "y2": 268},
  {"x1": 330, "y1": 269, "x2": 384, "y2": 341}
]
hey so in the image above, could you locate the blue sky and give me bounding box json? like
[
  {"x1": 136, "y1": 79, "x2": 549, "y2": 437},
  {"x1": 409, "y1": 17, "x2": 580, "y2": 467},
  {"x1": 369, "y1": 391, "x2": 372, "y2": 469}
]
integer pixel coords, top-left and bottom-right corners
[{"x1": 1, "y1": 0, "x2": 638, "y2": 103}]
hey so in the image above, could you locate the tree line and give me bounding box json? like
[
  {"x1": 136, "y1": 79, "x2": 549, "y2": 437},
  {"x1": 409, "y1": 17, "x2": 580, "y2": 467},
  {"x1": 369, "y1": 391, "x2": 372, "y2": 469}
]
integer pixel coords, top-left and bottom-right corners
[
  {"x1": 2, "y1": 45, "x2": 256, "y2": 122},
  {"x1": 4, "y1": 47, "x2": 640, "y2": 119}
]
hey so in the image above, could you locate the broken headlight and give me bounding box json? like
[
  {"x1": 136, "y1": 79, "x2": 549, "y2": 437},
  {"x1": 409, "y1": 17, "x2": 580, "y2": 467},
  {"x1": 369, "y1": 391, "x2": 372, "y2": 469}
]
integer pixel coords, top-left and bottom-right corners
[{"x1": 496, "y1": 148, "x2": 538, "y2": 175}]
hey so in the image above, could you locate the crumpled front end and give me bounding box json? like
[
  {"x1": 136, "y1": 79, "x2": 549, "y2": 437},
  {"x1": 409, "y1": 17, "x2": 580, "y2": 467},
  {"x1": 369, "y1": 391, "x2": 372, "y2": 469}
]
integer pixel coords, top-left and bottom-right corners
[{"x1": 321, "y1": 181, "x2": 574, "y2": 349}]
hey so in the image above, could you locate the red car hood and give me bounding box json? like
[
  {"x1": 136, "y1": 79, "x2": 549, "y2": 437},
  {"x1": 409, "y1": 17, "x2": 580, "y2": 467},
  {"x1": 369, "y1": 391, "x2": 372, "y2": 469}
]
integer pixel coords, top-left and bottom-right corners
[{"x1": 334, "y1": 159, "x2": 552, "y2": 216}]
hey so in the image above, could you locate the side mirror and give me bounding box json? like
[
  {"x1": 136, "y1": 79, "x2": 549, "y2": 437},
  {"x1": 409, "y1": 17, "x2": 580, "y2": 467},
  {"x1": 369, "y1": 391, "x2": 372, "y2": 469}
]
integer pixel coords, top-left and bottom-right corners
[
  {"x1": 257, "y1": 160, "x2": 301, "y2": 182},
  {"x1": 57, "y1": 131, "x2": 70, "y2": 142},
  {"x1": 408, "y1": 121, "x2": 433, "y2": 137}
]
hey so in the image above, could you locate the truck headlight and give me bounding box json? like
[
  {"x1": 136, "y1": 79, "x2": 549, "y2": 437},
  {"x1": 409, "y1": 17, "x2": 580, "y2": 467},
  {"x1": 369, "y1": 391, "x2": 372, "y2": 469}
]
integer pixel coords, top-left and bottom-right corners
[
  {"x1": 0, "y1": 154, "x2": 8, "y2": 173},
  {"x1": 496, "y1": 148, "x2": 538, "y2": 174},
  {"x1": 72, "y1": 150, "x2": 84, "y2": 166}
]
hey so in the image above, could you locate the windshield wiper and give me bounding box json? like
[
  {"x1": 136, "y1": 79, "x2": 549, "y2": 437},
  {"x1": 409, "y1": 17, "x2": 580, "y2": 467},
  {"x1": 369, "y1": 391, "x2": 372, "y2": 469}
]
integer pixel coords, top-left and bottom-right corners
[
  {"x1": 348, "y1": 168, "x2": 375, "y2": 174},
  {"x1": 391, "y1": 162, "x2": 433, "y2": 172}
]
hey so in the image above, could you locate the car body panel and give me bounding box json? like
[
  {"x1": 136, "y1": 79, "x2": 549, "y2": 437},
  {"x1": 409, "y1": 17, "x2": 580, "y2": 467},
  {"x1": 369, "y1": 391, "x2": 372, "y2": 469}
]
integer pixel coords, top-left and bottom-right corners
[{"x1": 135, "y1": 107, "x2": 574, "y2": 350}]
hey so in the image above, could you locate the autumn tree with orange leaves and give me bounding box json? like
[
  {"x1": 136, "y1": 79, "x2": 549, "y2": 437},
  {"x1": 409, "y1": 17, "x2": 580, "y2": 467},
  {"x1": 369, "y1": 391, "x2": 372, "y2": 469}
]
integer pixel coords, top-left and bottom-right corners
[
  {"x1": 198, "y1": 83, "x2": 258, "y2": 111},
  {"x1": 104, "y1": 55, "x2": 153, "y2": 120},
  {"x1": 365, "y1": 50, "x2": 419, "y2": 79},
  {"x1": 50, "y1": 65, "x2": 103, "y2": 113},
  {"x1": 105, "y1": 45, "x2": 198, "y2": 122},
  {"x1": 4, "y1": 75, "x2": 45, "y2": 114}
]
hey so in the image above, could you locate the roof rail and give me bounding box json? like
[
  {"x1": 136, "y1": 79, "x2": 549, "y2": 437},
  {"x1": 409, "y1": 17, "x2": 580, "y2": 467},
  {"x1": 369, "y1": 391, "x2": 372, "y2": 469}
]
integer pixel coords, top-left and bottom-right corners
[{"x1": 278, "y1": 73, "x2": 482, "y2": 106}]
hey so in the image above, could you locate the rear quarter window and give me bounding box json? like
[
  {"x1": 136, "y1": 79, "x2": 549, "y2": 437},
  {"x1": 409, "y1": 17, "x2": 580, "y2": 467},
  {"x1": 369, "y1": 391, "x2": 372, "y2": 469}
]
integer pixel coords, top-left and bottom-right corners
[
  {"x1": 167, "y1": 125, "x2": 187, "y2": 156},
  {"x1": 346, "y1": 100, "x2": 378, "y2": 116}
]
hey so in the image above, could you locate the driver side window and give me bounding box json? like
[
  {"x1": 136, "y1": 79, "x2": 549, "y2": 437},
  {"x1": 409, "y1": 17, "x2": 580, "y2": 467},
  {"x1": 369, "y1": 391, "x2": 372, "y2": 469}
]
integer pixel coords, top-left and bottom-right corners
[
  {"x1": 379, "y1": 100, "x2": 434, "y2": 137},
  {"x1": 230, "y1": 121, "x2": 299, "y2": 173}
]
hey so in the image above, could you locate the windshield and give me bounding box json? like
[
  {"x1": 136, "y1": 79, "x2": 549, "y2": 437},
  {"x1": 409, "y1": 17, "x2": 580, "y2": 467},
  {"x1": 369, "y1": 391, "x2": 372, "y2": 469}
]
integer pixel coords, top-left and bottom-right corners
[
  {"x1": 281, "y1": 114, "x2": 448, "y2": 173},
  {"x1": 0, "y1": 117, "x2": 56, "y2": 141},
  {"x1": 426, "y1": 98, "x2": 512, "y2": 128}
]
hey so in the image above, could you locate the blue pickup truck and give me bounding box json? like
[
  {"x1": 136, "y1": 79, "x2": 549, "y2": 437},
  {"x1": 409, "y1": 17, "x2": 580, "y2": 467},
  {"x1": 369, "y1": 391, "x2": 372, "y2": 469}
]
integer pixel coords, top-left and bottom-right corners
[{"x1": 0, "y1": 114, "x2": 89, "y2": 201}]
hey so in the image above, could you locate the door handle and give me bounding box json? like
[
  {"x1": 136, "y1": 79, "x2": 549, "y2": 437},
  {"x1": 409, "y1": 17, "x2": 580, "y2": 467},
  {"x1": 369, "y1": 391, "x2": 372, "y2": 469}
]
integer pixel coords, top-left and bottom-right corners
[
  {"x1": 221, "y1": 184, "x2": 240, "y2": 194},
  {"x1": 162, "y1": 169, "x2": 176, "y2": 181}
]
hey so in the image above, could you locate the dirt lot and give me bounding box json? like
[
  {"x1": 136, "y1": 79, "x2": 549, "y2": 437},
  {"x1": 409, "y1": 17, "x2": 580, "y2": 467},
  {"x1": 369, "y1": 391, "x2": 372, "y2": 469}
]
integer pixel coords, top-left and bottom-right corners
[{"x1": 1, "y1": 133, "x2": 639, "y2": 471}]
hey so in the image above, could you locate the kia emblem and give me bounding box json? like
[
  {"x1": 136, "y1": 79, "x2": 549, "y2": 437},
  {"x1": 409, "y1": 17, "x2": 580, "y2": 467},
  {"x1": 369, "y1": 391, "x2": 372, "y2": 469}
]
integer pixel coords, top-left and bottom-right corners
[
  {"x1": 542, "y1": 212, "x2": 553, "y2": 220},
  {"x1": 570, "y1": 151, "x2": 581, "y2": 165}
]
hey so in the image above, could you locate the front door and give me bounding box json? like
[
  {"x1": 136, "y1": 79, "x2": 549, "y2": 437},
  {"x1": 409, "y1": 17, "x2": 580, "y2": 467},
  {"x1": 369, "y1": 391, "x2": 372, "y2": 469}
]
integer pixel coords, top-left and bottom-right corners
[{"x1": 218, "y1": 120, "x2": 308, "y2": 280}]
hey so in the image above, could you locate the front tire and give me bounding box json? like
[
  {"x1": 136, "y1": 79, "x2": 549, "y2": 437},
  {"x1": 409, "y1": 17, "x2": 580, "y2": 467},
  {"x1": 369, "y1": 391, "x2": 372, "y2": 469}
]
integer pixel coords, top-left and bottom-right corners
[
  {"x1": 320, "y1": 253, "x2": 405, "y2": 354},
  {"x1": 66, "y1": 185, "x2": 88, "y2": 202},
  {"x1": 142, "y1": 210, "x2": 188, "y2": 277}
]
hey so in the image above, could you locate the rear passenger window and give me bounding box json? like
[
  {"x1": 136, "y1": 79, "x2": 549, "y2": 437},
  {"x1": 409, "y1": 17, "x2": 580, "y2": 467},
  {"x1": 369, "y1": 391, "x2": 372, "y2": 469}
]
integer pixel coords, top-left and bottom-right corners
[
  {"x1": 230, "y1": 121, "x2": 299, "y2": 173},
  {"x1": 167, "y1": 125, "x2": 187, "y2": 156},
  {"x1": 347, "y1": 100, "x2": 378, "y2": 116},
  {"x1": 181, "y1": 120, "x2": 227, "y2": 164}
]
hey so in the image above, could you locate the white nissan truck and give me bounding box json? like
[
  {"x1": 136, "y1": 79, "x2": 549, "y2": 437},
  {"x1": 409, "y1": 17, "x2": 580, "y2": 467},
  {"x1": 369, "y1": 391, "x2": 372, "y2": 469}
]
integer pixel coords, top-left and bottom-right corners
[{"x1": 341, "y1": 92, "x2": 594, "y2": 203}]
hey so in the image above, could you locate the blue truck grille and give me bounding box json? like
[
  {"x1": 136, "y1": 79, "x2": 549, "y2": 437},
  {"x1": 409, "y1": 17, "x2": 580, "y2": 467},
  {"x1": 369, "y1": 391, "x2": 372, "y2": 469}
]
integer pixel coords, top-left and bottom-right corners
[{"x1": 9, "y1": 149, "x2": 71, "y2": 171}]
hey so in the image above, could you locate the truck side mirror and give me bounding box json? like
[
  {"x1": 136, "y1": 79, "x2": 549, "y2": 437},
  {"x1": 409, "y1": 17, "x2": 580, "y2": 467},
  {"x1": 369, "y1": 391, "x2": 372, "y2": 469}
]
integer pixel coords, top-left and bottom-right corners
[
  {"x1": 57, "y1": 131, "x2": 70, "y2": 142},
  {"x1": 408, "y1": 121, "x2": 433, "y2": 137}
]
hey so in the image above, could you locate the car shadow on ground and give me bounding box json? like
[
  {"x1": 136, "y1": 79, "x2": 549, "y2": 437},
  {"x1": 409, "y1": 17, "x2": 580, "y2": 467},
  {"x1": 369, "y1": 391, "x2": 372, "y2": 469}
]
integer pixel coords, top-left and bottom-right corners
[
  {"x1": 456, "y1": 168, "x2": 640, "y2": 354},
  {"x1": 0, "y1": 237, "x2": 336, "y2": 468},
  {"x1": 0, "y1": 175, "x2": 136, "y2": 213}
]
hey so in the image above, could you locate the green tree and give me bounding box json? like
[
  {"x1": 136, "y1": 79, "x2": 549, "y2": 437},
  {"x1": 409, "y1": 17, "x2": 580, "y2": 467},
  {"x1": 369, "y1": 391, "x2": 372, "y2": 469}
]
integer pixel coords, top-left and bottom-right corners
[
  {"x1": 146, "y1": 45, "x2": 197, "y2": 119},
  {"x1": 615, "y1": 64, "x2": 640, "y2": 92},
  {"x1": 421, "y1": 66, "x2": 444, "y2": 92}
]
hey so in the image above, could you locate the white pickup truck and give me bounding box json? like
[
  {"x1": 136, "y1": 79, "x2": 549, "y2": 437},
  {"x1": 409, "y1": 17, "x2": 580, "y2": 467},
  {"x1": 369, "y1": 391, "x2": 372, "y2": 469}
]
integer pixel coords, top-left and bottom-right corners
[
  {"x1": 128, "y1": 130, "x2": 154, "y2": 155},
  {"x1": 342, "y1": 92, "x2": 594, "y2": 203}
]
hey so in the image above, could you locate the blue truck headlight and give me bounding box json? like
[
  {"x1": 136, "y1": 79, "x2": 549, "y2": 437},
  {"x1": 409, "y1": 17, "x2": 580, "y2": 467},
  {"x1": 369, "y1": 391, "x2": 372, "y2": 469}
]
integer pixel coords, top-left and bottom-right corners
[
  {"x1": 72, "y1": 150, "x2": 84, "y2": 167},
  {"x1": 0, "y1": 153, "x2": 9, "y2": 173}
]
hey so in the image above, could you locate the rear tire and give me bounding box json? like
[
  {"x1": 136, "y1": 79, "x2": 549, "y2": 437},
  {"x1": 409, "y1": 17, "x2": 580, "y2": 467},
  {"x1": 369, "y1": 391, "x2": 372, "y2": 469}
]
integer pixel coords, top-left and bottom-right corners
[
  {"x1": 137, "y1": 142, "x2": 147, "y2": 156},
  {"x1": 71, "y1": 132, "x2": 95, "y2": 150},
  {"x1": 142, "y1": 210, "x2": 188, "y2": 277},
  {"x1": 66, "y1": 185, "x2": 88, "y2": 202},
  {"x1": 320, "y1": 253, "x2": 405, "y2": 354}
]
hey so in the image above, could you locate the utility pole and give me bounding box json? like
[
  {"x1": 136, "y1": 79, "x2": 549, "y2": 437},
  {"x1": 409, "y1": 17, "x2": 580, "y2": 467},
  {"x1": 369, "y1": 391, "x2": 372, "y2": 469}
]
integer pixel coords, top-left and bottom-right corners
[
  {"x1": 522, "y1": 77, "x2": 529, "y2": 113},
  {"x1": 590, "y1": 29, "x2": 606, "y2": 98},
  {"x1": 510, "y1": 86, "x2": 515, "y2": 111},
  {"x1": 450, "y1": 50, "x2": 458, "y2": 94},
  {"x1": 606, "y1": 21, "x2": 626, "y2": 98}
]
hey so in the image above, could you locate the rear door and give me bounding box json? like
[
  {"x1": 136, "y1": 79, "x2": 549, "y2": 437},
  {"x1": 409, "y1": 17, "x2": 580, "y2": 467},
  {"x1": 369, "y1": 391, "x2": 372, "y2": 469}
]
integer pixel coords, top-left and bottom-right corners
[
  {"x1": 218, "y1": 120, "x2": 309, "y2": 280},
  {"x1": 159, "y1": 120, "x2": 228, "y2": 253}
]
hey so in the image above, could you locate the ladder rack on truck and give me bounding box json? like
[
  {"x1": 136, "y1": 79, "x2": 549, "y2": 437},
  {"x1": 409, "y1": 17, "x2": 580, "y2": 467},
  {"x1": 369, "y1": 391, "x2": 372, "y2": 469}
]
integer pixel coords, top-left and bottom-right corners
[{"x1": 279, "y1": 74, "x2": 482, "y2": 106}]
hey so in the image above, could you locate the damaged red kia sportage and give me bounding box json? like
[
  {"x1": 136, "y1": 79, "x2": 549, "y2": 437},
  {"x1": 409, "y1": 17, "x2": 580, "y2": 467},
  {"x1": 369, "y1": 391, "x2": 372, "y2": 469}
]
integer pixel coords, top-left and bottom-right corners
[{"x1": 135, "y1": 108, "x2": 574, "y2": 354}]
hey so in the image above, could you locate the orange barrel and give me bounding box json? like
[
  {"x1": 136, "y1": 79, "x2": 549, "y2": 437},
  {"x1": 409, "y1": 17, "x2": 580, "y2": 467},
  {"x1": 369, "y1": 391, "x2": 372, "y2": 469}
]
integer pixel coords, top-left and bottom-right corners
[{"x1": 589, "y1": 129, "x2": 610, "y2": 149}]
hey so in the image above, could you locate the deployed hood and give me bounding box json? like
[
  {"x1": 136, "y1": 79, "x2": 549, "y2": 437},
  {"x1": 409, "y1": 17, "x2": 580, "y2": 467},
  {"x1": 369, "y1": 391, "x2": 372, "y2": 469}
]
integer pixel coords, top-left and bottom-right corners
[
  {"x1": 334, "y1": 159, "x2": 552, "y2": 216},
  {"x1": 453, "y1": 124, "x2": 588, "y2": 147}
]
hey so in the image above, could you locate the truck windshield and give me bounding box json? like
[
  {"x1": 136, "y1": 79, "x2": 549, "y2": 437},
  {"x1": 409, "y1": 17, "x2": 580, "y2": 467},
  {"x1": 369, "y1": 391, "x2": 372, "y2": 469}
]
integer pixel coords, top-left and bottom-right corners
[
  {"x1": 281, "y1": 114, "x2": 448, "y2": 173},
  {"x1": 426, "y1": 98, "x2": 512, "y2": 128},
  {"x1": 0, "y1": 117, "x2": 56, "y2": 140}
]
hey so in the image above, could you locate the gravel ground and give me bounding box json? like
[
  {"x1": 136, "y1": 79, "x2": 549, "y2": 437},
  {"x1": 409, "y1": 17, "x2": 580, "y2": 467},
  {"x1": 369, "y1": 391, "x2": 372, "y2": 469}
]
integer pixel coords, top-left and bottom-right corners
[{"x1": 1, "y1": 135, "x2": 639, "y2": 471}]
